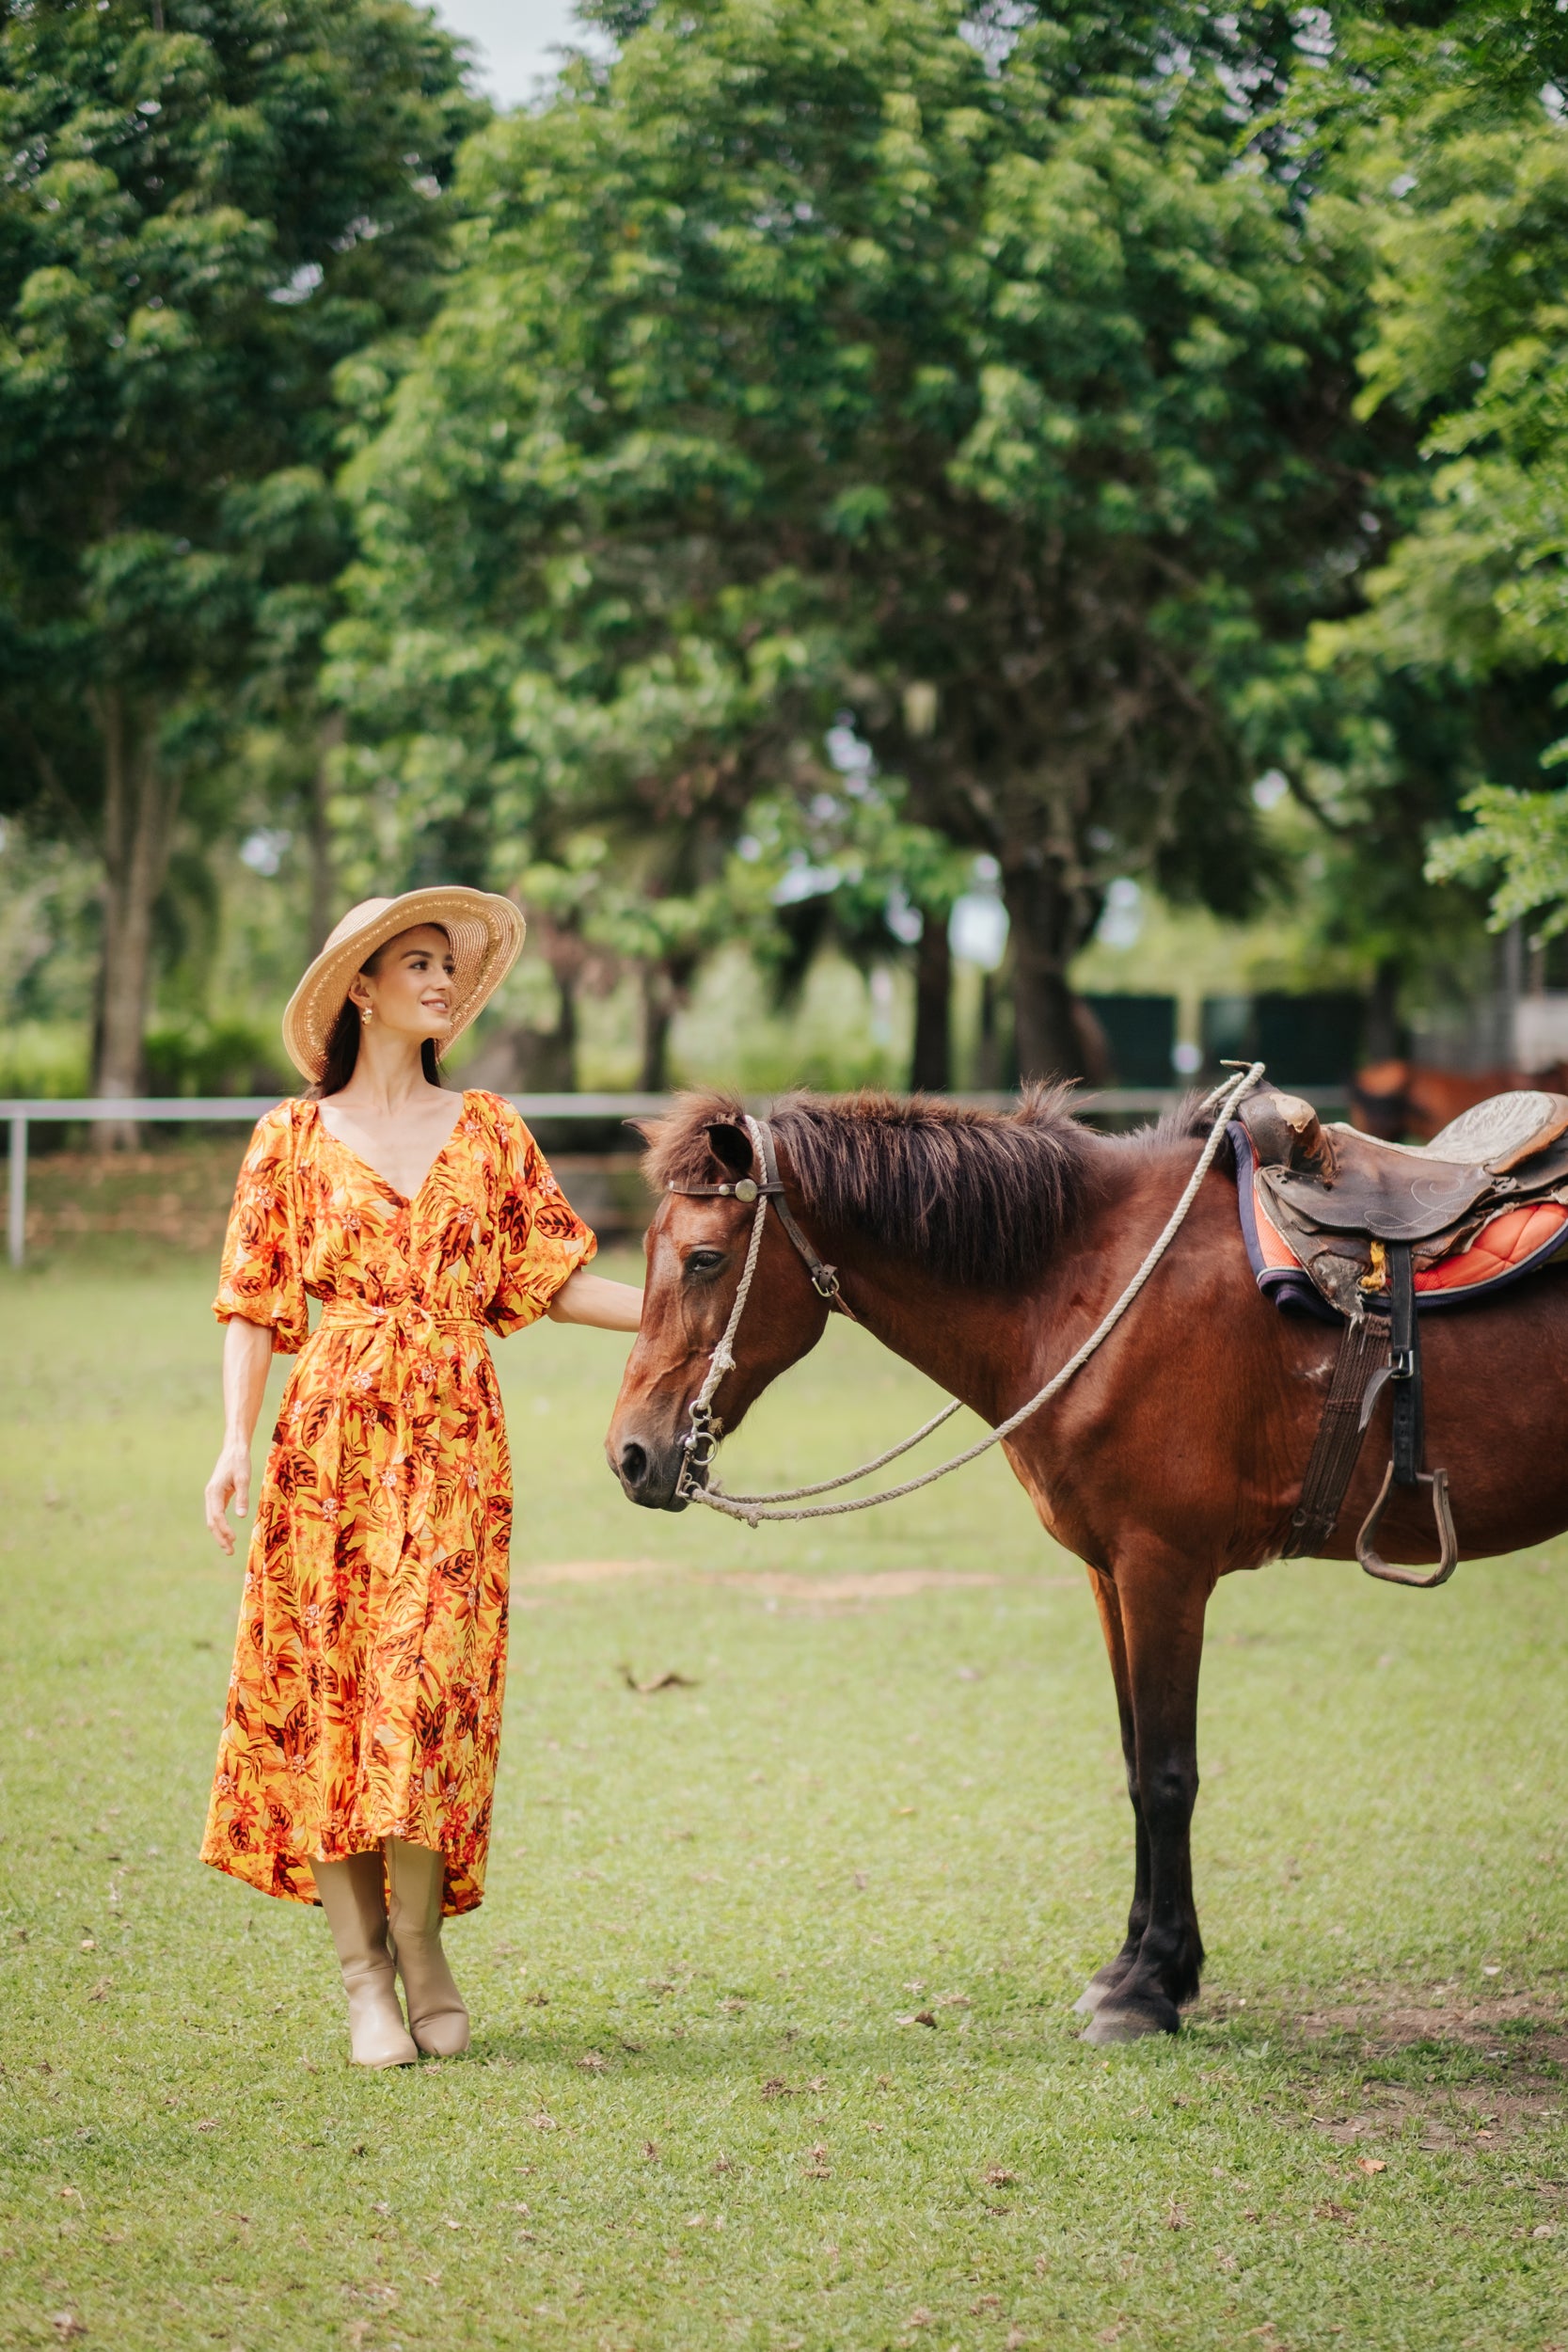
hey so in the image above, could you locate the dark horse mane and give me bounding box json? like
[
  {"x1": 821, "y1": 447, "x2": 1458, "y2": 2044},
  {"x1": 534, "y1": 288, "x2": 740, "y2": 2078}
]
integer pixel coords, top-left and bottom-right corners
[{"x1": 641, "y1": 1087, "x2": 1213, "y2": 1292}]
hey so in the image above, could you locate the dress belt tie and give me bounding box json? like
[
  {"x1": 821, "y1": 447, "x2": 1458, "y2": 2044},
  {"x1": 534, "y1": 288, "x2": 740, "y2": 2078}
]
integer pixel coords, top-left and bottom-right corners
[{"x1": 317, "y1": 1301, "x2": 485, "y2": 1336}]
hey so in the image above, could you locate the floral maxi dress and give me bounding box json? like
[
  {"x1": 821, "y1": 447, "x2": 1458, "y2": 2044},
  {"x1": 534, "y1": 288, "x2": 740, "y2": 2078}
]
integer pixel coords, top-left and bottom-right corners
[{"x1": 201, "y1": 1090, "x2": 595, "y2": 1915}]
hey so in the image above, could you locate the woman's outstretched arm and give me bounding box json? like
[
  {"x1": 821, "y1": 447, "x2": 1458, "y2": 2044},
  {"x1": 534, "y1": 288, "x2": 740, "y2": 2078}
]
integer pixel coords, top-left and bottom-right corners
[
  {"x1": 546, "y1": 1267, "x2": 643, "y2": 1333},
  {"x1": 204, "y1": 1316, "x2": 274, "y2": 1555}
]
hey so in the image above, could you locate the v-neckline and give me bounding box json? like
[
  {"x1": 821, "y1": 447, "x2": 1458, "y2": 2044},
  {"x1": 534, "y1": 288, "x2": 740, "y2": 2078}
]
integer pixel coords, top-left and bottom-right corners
[{"x1": 314, "y1": 1093, "x2": 469, "y2": 1207}]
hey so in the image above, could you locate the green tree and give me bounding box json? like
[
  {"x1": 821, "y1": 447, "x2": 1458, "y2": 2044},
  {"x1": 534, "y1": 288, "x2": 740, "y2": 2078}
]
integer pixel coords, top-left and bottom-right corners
[
  {"x1": 338, "y1": 0, "x2": 1379, "y2": 1082},
  {"x1": 0, "y1": 0, "x2": 480, "y2": 1105},
  {"x1": 1304, "y1": 6, "x2": 1568, "y2": 945},
  {"x1": 714, "y1": 736, "x2": 970, "y2": 1090},
  {"x1": 325, "y1": 567, "x2": 802, "y2": 1086}
]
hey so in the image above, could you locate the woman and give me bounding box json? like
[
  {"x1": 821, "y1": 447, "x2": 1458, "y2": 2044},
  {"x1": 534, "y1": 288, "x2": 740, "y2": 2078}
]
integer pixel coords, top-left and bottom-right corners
[{"x1": 201, "y1": 888, "x2": 642, "y2": 2067}]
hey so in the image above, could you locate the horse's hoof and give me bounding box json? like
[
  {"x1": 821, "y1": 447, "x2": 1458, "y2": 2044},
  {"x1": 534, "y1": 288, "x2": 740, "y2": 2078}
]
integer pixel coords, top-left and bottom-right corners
[
  {"x1": 1079, "y1": 1994, "x2": 1180, "y2": 2044},
  {"x1": 1071, "y1": 1965, "x2": 1128, "y2": 2017}
]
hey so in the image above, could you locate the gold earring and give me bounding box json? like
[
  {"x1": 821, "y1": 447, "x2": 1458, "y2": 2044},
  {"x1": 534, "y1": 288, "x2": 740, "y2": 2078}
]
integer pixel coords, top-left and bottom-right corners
[{"x1": 360, "y1": 1006, "x2": 372, "y2": 1026}]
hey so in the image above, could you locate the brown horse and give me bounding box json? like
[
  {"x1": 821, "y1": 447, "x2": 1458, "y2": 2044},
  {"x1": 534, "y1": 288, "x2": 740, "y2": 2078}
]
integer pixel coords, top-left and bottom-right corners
[
  {"x1": 1353, "y1": 1057, "x2": 1568, "y2": 1143},
  {"x1": 606, "y1": 1089, "x2": 1568, "y2": 2042}
]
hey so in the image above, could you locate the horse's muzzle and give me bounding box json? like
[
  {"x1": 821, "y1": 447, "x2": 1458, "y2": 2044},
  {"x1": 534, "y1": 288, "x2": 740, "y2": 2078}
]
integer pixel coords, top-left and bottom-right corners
[{"x1": 609, "y1": 1430, "x2": 694, "y2": 1512}]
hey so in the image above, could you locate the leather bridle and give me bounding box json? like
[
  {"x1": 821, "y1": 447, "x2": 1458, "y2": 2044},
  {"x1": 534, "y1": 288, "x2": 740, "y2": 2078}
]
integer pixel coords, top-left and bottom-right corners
[
  {"x1": 665, "y1": 1116, "x2": 849, "y2": 1310},
  {"x1": 662, "y1": 1114, "x2": 850, "y2": 1495}
]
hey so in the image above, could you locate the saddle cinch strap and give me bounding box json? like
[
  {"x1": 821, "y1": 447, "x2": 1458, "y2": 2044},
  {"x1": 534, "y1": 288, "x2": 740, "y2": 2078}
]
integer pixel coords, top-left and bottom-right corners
[{"x1": 1242, "y1": 1083, "x2": 1568, "y2": 1586}]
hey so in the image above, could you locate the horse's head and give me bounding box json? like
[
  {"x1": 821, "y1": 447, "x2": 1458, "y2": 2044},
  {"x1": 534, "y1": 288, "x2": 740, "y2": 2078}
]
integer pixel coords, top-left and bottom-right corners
[{"x1": 606, "y1": 1106, "x2": 833, "y2": 1510}]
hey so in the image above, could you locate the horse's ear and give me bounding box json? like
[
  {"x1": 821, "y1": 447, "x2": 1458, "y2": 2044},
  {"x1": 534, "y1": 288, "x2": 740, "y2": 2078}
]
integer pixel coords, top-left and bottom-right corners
[{"x1": 705, "y1": 1120, "x2": 753, "y2": 1178}]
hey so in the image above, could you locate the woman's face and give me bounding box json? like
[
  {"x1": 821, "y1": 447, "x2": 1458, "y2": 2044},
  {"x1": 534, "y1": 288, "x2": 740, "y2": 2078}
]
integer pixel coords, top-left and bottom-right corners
[{"x1": 349, "y1": 925, "x2": 456, "y2": 1045}]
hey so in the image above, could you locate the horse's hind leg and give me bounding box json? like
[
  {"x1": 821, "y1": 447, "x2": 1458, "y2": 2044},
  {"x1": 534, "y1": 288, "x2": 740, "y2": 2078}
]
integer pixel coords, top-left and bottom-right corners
[
  {"x1": 1074, "y1": 1567, "x2": 1149, "y2": 2017},
  {"x1": 1081, "y1": 1549, "x2": 1211, "y2": 2046}
]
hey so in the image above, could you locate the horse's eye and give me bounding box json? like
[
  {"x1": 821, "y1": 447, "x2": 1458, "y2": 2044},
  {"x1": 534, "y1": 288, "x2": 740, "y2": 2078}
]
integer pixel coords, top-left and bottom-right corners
[{"x1": 684, "y1": 1248, "x2": 726, "y2": 1279}]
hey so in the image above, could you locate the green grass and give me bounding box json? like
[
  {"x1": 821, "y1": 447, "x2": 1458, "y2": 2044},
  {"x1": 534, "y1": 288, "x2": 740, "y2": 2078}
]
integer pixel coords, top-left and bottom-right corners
[{"x1": 2, "y1": 1241, "x2": 1567, "y2": 2350}]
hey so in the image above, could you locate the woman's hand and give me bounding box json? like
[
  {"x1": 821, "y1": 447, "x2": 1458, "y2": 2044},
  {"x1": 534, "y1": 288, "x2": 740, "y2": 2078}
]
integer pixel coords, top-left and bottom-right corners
[
  {"x1": 205, "y1": 1439, "x2": 252, "y2": 1556},
  {"x1": 207, "y1": 1316, "x2": 273, "y2": 1556}
]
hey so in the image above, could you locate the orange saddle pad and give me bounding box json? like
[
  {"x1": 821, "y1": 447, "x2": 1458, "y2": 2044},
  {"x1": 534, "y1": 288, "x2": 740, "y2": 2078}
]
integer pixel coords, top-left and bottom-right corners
[{"x1": 1240, "y1": 1163, "x2": 1568, "y2": 1317}]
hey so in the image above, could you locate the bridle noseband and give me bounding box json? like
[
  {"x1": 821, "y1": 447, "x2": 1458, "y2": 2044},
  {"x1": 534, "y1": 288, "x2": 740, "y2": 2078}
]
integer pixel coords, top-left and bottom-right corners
[{"x1": 663, "y1": 1114, "x2": 848, "y2": 1495}]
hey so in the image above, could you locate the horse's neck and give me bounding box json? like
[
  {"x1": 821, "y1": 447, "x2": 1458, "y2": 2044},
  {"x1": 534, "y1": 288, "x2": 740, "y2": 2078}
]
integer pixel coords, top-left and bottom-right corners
[
  {"x1": 854, "y1": 1293, "x2": 1042, "y2": 1426},
  {"x1": 824, "y1": 1134, "x2": 1189, "y2": 1425},
  {"x1": 826, "y1": 1233, "x2": 1085, "y2": 1428}
]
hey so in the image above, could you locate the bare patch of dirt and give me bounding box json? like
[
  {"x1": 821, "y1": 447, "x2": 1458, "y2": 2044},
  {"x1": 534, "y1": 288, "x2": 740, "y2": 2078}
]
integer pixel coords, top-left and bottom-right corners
[
  {"x1": 1196, "y1": 1987, "x2": 1568, "y2": 2154},
  {"x1": 517, "y1": 1560, "x2": 673, "y2": 1584},
  {"x1": 515, "y1": 1562, "x2": 1019, "y2": 1605},
  {"x1": 1194, "y1": 1985, "x2": 1560, "y2": 2154},
  {"x1": 1304, "y1": 2083, "x2": 1564, "y2": 2136},
  {"x1": 725, "y1": 1568, "x2": 1005, "y2": 1605},
  {"x1": 1294, "y1": 1989, "x2": 1568, "y2": 2070}
]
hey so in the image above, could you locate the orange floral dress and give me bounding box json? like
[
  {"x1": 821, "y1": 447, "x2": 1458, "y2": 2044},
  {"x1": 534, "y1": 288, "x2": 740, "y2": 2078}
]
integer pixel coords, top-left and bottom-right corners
[{"x1": 201, "y1": 1089, "x2": 595, "y2": 1915}]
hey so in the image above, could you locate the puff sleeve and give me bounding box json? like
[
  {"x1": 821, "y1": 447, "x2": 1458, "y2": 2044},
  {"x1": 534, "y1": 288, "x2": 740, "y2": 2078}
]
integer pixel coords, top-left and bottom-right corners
[
  {"x1": 213, "y1": 1103, "x2": 309, "y2": 1354},
  {"x1": 484, "y1": 1099, "x2": 596, "y2": 1337}
]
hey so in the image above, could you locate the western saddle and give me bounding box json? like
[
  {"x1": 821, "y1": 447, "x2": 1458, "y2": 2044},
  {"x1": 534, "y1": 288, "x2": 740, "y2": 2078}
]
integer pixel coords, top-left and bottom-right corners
[{"x1": 1232, "y1": 1082, "x2": 1568, "y2": 1587}]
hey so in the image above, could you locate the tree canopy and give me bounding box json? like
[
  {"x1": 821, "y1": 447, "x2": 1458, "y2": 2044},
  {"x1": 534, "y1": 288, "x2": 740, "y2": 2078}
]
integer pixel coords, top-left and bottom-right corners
[
  {"x1": 335, "y1": 0, "x2": 1387, "y2": 1080},
  {"x1": 0, "y1": 0, "x2": 480, "y2": 1099},
  {"x1": 7, "y1": 0, "x2": 1564, "y2": 1100},
  {"x1": 1306, "y1": 5, "x2": 1568, "y2": 946}
]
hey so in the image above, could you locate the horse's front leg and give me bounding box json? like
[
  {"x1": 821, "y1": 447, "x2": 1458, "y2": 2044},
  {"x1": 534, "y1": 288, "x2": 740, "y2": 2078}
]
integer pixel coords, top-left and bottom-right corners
[
  {"x1": 1080, "y1": 1548, "x2": 1212, "y2": 2045},
  {"x1": 1073, "y1": 1566, "x2": 1148, "y2": 2017}
]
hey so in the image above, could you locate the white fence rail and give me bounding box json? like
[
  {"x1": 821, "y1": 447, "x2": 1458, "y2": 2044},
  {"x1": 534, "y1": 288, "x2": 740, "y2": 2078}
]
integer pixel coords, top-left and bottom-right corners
[
  {"x1": 0, "y1": 1093, "x2": 672, "y2": 1269},
  {"x1": 1, "y1": 1085, "x2": 1347, "y2": 1270}
]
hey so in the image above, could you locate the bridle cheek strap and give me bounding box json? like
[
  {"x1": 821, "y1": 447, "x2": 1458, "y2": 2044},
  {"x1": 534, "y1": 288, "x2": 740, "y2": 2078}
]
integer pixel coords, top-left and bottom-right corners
[
  {"x1": 663, "y1": 1114, "x2": 850, "y2": 1496},
  {"x1": 751, "y1": 1120, "x2": 853, "y2": 1312},
  {"x1": 664, "y1": 1115, "x2": 850, "y2": 1311}
]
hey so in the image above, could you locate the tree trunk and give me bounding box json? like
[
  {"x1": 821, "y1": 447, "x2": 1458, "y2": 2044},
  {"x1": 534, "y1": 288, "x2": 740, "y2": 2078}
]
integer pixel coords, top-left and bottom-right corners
[
  {"x1": 1497, "y1": 920, "x2": 1525, "y2": 1071},
  {"x1": 1002, "y1": 854, "x2": 1089, "y2": 1083},
  {"x1": 640, "y1": 965, "x2": 674, "y2": 1093},
  {"x1": 974, "y1": 971, "x2": 1000, "y2": 1090},
  {"x1": 909, "y1": 912, "x2": 951, "y2": 1092},
  {"x1": 305, "y1": 711, "x2": 343, "y2": 953},
  {"x1": 526, "y1": 961, "x2": 578, "y2": 1092},
  {"x1": 94, "y1": 691, "x2": 180, "y2": 1144},
  {"x1": 1365, "y1": 954, "x2": 1404, "y2": 1066}
]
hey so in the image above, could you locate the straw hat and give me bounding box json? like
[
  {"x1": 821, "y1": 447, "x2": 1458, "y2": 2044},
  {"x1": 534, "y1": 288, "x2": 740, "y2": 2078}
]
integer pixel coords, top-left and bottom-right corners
[{"x1": 281, "y1": 887, "x2": 526, "y2": 1084}]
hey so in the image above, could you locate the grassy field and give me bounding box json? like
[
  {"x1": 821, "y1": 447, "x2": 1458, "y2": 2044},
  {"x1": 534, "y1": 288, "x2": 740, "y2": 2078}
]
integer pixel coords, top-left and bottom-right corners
[{"x1": 2, "y1": 1200, "x2": 1567, "y2": 2349}]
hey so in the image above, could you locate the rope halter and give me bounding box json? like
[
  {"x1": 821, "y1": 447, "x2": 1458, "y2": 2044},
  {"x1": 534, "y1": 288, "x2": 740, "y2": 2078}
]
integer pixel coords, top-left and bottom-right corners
[{"x1": 662, "y1": 1113, "x2": 848, "y2": 1496}]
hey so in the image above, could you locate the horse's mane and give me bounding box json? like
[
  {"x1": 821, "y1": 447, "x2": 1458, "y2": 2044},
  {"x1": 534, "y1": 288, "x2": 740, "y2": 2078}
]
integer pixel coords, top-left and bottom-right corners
[{"x1": 641, "y1": 1085, "x2": 1118, "y2": 1290}]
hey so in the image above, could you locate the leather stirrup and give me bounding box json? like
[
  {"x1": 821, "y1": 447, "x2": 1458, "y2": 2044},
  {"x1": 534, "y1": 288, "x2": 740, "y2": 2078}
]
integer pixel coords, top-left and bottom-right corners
[
  {"x1": 1355, "y1": 1459, "x2": 1460, "y2": 1589},
  {"x1": 1354, "y1": 1241, "x2": 1460, "y2": 1588}
]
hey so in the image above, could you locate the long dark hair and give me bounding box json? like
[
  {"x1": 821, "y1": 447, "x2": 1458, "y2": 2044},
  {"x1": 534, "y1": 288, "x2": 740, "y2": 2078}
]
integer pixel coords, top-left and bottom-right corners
[{"x1": 307, "y1": 930, "x2": 449, "y2": 1100}]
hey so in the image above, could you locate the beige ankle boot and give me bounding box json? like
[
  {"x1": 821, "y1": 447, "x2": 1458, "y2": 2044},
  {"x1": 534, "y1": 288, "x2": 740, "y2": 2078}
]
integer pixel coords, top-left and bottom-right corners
[
  {"x1": 385, "y1": 1837, "x2": 469, "y2": 2057},
  {"x1": 310, "y1": 1851, "x2": 419, "y2": 2068}
]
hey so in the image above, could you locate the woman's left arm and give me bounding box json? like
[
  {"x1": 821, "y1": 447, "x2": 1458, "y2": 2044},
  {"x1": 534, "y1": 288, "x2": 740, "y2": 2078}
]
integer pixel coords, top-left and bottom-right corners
[{"x1": 546, "y1": 1267, "x2": 643, "y2": 1332}]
